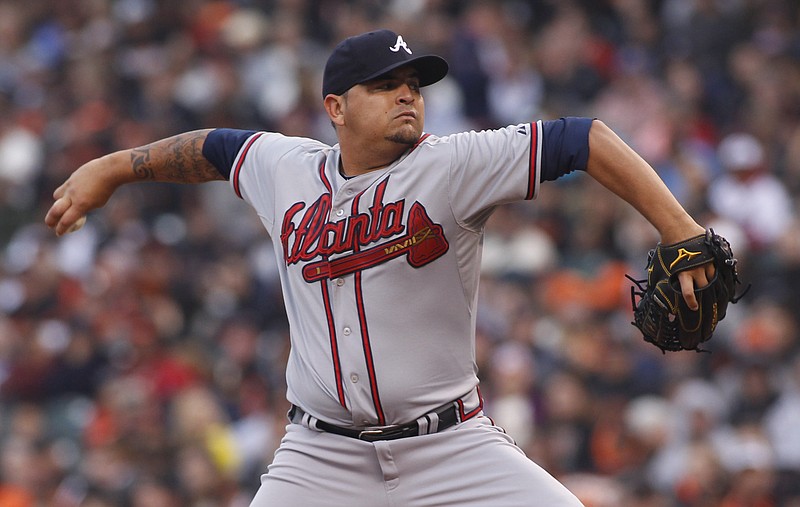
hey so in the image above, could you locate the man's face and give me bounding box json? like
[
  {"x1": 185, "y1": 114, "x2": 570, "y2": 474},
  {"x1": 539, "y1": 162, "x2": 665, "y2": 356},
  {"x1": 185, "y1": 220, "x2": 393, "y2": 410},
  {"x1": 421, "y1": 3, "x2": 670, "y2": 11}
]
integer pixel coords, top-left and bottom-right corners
[{"x1": 342, "y1": 65, "x2": 425, "y2": 146}]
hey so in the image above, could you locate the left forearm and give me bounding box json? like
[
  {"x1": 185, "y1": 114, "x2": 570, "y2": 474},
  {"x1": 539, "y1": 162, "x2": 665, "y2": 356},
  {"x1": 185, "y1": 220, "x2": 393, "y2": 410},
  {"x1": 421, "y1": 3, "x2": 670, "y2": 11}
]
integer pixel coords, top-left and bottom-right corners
[{"x1": 585, "y1": 120, "x2": 703, "y2": 244}]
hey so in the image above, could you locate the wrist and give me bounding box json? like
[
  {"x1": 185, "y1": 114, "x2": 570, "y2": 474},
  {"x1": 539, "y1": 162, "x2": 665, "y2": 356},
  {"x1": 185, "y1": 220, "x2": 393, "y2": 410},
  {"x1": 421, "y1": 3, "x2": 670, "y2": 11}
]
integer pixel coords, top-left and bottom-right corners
[
  {"x1": 99, "y1": 150, "x2": 140, "y2": 186},
  {"x1": 659, "y1": 220, "x2": 705, "y2": 245}
]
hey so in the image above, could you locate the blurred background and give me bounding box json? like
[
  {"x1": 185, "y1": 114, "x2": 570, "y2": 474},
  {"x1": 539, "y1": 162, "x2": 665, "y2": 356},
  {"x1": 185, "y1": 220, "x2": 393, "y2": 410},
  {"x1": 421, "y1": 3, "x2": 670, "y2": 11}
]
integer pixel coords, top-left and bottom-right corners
[{"x1": 0, "y1": 0, "x2": 799, "y2": 506}]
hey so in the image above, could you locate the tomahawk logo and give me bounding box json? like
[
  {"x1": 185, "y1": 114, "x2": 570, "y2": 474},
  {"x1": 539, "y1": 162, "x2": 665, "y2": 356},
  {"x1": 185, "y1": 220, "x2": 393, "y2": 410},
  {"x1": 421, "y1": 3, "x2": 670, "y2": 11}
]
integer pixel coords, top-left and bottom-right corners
[
  {"x1": 389, "y1": 35, "x2": 412, "y2": 54},
  {"x1": 279, "y1": 179, "x2": 449, "y2": 282}
]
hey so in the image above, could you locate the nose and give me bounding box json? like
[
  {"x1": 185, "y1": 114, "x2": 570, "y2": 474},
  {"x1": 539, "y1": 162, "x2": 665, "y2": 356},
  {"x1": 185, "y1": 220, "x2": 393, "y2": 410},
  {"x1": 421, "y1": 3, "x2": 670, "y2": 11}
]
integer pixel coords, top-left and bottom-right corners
[{"x1": 397, "y1": 83, "x2": 415, "y2": 104}]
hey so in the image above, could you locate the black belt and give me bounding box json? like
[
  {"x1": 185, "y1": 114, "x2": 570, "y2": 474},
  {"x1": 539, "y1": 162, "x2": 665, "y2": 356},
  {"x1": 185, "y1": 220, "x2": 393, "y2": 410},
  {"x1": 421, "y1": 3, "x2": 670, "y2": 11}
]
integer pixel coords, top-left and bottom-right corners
[{"x1": 289, "y1": 401, "x2": 463, "y2": 442}]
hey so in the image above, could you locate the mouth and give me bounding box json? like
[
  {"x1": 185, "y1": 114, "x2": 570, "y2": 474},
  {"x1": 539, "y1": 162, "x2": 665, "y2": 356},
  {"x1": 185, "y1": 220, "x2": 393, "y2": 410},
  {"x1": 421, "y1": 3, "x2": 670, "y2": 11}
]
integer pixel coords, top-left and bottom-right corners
[{"x1": 396, "y1": 110, "x2": 417, "y2": 120}]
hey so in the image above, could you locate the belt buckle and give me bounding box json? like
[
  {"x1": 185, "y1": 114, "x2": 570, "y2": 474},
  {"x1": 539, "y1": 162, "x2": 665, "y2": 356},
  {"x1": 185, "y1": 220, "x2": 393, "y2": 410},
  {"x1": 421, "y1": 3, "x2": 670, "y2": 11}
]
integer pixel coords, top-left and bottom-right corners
[
  {"x1": 357, "y1": 429, "x2": 386, "y2": 441},
  {"x1": 358, "y1": 425, "x2": 410, "y2": 441}
]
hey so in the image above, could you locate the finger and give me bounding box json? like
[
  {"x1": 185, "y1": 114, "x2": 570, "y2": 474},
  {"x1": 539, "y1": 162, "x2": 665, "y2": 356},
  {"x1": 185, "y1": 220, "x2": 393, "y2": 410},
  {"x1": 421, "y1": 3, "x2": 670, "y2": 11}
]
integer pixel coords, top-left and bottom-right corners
[
  {"x1": 45, "y1": 196, "x2": 71, "y2": 229},
  {"x1": 692, "y1": 265, "x2": 710, "y2": 289},
  {"x1": 705, "y1": 261, "x2": 716, "y2": 280},
  {"x1": 52, "y1": 184, "x2": 66, "y2": 201},
  {"x1": 47, "y1": 197, "x2": 85, "y2": 236},
  {"x1": 56, "y1": 207, "x2": 87, "y2": 236},
  {"x1": 677, "y1": 271, "x2": 698, "y2": 311}
]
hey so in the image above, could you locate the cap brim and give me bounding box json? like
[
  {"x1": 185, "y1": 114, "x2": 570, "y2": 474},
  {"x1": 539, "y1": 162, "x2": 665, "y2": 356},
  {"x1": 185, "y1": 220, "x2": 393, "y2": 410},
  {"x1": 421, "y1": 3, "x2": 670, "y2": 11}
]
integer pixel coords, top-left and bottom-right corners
[{"x1": 358, "y1": 55, "x2": 449, "y2": 89}]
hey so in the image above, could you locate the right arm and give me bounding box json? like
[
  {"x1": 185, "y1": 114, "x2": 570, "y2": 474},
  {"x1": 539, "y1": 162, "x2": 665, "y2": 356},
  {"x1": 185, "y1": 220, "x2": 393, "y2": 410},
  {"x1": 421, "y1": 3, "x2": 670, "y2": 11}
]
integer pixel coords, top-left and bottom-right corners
[{"x1": 45, "y1": 129, "x2": 223, "y2": 236}]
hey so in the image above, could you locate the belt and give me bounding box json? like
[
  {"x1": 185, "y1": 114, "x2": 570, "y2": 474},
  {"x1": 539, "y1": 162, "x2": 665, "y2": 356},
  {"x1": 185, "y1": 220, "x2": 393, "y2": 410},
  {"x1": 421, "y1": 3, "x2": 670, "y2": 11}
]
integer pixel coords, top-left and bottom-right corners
[{"x1": 288, "y1": 401, "x2": 465, "y2": 442}]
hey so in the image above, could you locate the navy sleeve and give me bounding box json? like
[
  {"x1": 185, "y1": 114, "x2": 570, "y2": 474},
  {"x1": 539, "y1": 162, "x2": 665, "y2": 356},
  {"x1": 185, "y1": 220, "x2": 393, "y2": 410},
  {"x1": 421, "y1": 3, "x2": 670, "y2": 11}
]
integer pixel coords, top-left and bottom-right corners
[
  {"x1": 539, "y1": 117, "x2": 593, "y2": 182},
  {"x1": 202, "y1": 128, "x2": 259, "y2": 179}
]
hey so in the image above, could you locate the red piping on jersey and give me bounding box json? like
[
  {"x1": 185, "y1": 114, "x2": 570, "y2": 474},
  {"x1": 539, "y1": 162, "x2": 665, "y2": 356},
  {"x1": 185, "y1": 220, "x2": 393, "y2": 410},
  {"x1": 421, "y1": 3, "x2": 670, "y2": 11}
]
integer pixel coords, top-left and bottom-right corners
[
  {"x1": 355, "y1": 271, "x2": 386, "y2": 425},
  {"x1": 411, "y1": 133, "x2": 431, "y2": 151},
  {"x1": 232, "y1": 132, "x2": 265, "y2": 199},
  {"x1": 321, "y1": 282, "x2": 347, "y2": 408},
  {"x1": 525, "y1": 123, "x2": 538, "y2": 200},
  {"x1": 316, "y1": 159, "x2": 347, "y2": 408},
  {"x1": 351, "y1": 190, "x2": 387, "y2": 425},
  {"x1": 318, "y1": 159, "x2": 332, "y2": 194},
  {"x1": 457, "y1": 387, "x2": 484, "y2": 422}
]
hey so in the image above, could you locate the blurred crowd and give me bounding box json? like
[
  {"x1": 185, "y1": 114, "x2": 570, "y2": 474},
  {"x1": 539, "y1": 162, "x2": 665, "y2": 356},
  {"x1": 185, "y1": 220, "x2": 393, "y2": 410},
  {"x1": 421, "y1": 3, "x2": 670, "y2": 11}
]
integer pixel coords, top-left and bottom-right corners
[{"x1": 1, "y1": 0, "x2": 799, "y2": 506}]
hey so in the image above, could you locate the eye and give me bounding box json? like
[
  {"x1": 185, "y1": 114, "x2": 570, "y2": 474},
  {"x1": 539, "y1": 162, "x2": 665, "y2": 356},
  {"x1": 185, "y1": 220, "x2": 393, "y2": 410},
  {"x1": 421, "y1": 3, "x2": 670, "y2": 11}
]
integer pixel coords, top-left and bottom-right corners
[{"x1": 368, "y1": 80, "x2": 394, "y2": 91}]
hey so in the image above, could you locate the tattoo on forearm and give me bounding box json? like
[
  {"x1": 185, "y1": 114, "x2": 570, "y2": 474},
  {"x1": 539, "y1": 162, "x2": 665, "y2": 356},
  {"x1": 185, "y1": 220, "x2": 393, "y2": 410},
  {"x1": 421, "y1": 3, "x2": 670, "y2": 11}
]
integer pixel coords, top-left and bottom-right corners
[
  {"x1": 130, "y1": 130, "x2": 222, "y2": 183},
  {"x1": 131, "y1": 146, "x2": 155, "y2": 180}
]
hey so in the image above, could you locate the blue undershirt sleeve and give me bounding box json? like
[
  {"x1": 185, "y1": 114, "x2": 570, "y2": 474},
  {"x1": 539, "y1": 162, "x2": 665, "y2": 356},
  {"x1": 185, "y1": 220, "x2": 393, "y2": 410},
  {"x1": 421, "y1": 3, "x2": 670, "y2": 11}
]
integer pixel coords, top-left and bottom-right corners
[
  {"x1": 539, "y1": 117, "x2": 594, "y2": 182},
  {"x1": 202, "y1": 128, "x2": 259, "y2": 180}
]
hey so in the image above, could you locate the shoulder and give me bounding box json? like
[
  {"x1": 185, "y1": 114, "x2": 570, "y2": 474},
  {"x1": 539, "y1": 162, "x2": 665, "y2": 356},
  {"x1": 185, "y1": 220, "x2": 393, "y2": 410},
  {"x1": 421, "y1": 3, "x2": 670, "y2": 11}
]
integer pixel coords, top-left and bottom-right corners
[
  {"x1": 253, "y1": 132, "x2": 332, "y2": 153},
  {"x1": 239, "y1": 133, "x2": 335, "y2": 169},
  {"x1": 416, "y1": 125, "x2": 534, "y2": 150},
  {"x1": 205, "y1": 129, "x2": 333, "y2": 164}
]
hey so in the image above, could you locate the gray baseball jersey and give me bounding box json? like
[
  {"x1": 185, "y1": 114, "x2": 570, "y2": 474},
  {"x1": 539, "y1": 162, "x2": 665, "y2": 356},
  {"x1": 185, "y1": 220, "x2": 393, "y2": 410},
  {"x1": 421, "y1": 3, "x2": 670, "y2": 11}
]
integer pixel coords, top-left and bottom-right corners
[
  {"x1": 203, "y1": 117, "x2": 591, "y2": 506},
  {"x1": 208, "y1": 120, "x2": 583, "y2": 422}
]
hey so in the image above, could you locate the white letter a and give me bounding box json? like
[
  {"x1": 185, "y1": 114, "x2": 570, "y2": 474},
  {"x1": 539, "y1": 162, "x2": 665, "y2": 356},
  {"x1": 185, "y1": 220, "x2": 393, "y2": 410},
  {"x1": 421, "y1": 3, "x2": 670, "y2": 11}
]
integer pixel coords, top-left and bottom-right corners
[{"x1": 389, "y1": 35, "x2": 412, "y2": 54}]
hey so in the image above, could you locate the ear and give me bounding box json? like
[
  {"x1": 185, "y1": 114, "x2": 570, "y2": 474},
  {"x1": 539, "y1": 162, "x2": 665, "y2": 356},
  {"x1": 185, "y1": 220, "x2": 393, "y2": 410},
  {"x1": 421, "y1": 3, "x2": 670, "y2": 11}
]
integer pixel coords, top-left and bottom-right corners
[{"x1": 324, "y1": 94, "x2": 346, "y2": 127}]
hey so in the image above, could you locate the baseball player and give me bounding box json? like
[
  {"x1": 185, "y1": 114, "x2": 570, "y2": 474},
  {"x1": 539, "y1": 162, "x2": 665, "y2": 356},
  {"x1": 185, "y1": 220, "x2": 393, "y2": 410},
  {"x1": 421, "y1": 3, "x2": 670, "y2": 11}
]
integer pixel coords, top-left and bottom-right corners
[{"x1": 46, "y1": 29, "x2": 713, "y2": 506}]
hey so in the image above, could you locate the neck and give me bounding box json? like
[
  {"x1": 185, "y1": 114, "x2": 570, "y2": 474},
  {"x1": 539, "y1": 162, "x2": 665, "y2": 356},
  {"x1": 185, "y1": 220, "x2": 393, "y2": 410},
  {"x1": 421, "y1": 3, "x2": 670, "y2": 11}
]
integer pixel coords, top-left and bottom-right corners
[{"x1": 339, "y1": 140, "x2": 411, "y2": 177}]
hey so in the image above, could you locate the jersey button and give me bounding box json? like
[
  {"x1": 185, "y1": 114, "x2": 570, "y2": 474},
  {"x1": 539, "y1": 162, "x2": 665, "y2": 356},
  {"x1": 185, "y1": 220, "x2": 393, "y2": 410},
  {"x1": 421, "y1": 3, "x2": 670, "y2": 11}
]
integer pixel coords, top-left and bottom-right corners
[
  {"x1": 335, "y1": 278, "x2": 345, "y2": 287},
  {"x1": 343, "y1": 327, "x2": 351, "y2": 336},
  {"x1": 336, "y1": 209, "x2": 344, "y2": 217},
  {"x1": 350, "y1": 374, "x2": 359, "y2": 383}
]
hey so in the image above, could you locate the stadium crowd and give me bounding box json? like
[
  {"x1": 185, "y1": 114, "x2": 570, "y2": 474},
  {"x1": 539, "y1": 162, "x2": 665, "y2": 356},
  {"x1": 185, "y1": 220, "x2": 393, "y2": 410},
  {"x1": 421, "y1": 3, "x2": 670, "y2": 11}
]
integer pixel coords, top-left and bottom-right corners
[{"x1": 1, "y1": 0, "x2": 800, "y2": 505}]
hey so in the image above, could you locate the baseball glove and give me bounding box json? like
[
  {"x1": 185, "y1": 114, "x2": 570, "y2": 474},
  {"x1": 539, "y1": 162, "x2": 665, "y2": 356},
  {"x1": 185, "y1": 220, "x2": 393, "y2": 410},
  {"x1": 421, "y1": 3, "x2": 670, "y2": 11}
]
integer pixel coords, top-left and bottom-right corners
[{"x1": 627, "y1": 229, "x2": 748, "y2": 352}]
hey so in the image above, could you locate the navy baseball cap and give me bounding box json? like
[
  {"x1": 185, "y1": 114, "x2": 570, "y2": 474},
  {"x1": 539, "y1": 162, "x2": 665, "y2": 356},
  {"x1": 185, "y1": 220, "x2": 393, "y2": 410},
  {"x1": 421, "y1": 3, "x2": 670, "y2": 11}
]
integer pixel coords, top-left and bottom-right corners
[{"x1": 322, "y1": 29, "x2": 449, "y2": 98}]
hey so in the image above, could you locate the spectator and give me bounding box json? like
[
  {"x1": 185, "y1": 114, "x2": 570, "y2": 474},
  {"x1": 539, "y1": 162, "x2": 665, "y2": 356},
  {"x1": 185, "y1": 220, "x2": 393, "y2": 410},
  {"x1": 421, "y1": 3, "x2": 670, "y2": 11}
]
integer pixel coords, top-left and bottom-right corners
[{"x1": 707, "y1": 132, "x2": 793, "y2": 252}]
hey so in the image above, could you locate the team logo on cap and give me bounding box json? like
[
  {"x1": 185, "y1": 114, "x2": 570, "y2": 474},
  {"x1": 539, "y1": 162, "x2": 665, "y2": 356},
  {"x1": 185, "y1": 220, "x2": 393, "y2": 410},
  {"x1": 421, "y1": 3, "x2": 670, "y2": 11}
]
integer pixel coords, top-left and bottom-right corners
[{"x1": 389, "y1": 35, "x2": 412, "y2": 54}]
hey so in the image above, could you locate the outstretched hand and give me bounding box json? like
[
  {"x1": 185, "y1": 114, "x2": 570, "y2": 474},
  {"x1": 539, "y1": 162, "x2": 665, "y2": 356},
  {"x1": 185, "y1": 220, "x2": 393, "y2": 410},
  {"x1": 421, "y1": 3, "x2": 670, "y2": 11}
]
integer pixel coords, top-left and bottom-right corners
[{"x1": 45, "y1": 153, "x2": 127, "y2": 236}]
